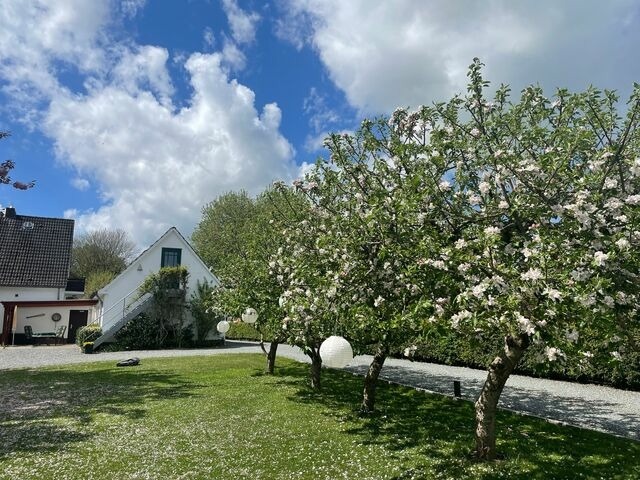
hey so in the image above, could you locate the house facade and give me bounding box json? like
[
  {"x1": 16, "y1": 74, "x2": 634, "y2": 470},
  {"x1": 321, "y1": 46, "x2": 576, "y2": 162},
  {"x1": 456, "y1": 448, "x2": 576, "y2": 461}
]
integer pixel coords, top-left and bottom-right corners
[
  {"x1": 0, "y1": 207, "x2": 97, "y2": 345},
  {"x1": 94, "y1": 227, "x2": 220, "y2": 344}
]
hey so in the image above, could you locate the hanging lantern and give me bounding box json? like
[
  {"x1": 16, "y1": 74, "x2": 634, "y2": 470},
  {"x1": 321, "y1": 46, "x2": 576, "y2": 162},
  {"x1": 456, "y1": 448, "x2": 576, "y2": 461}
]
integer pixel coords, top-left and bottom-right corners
[
  {"x1": 216, "y1": 320, "x2": 230, "y2": 334},
  {"x1": 241, "y1": 307, "x2": 258, "y2": 324},
  {"x1": 319, "y1": 336, "x2": 353, "y2": 368}
]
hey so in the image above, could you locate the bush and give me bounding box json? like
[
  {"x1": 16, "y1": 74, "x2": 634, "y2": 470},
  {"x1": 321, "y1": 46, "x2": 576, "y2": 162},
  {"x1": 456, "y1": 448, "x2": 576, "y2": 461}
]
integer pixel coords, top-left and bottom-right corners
[
  {"x1": 226, "y1": 321, "x2": 260, "y2": 341},
  {"x1": 113, "y1": 312, "x2": 194, "y2": 350},
  {"x1": 401, "y1": 323, "x2": 640, "y2": 390},
  {"x1": 75, "y1": 324, "x2": 103, "y2": 347},
  {"x1": 114, "y1": 313, "x2": 162, "y2": 350}
]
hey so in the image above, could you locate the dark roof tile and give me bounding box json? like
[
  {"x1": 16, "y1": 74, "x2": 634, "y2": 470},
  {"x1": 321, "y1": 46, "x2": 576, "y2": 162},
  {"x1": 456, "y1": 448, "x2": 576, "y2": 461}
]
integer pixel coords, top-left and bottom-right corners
[{"x1": 0, "y1": 213, "x2": 74, "y2": 288}]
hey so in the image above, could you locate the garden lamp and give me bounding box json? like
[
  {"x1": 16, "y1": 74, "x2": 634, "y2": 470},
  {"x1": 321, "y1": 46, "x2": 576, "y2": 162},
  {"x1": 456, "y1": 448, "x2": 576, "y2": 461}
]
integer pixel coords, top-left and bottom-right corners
[
  {"x1": 216, "y1": 320, "x2": 230, "y2": 334},
  {"x1": 319, "y1": 335, "x2": 353, "y2": 368},
  {"x1": 241, "y1": 307, "x2": 258, "y2": 324}
]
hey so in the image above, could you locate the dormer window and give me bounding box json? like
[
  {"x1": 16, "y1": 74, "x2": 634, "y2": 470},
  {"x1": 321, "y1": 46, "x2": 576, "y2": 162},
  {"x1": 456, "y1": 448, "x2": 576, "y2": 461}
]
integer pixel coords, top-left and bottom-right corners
[{"x1": 161, "y1": 248, "x2": 181, "y2": 267}]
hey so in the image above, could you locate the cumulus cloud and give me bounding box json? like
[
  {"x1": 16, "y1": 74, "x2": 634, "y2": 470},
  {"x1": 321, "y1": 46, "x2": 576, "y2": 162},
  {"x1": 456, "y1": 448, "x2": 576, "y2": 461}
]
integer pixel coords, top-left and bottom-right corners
[
  {"x1": 0, "y1": 0, "x2": 110, "y2": 113},
  {"x1": 0, "y1": 0, "x2": 297, "y2": 247},
  {"x1": 71, "y1": 178, "x2": 90, "y2": 191},
  {"x1": 44, "y1": 52, "x2": 294, "y2": 246},
  {"x1": 221, "y1": 0, "x2": 261, "y2": 45},
  {"x1": 277, "y1": 0, "x2": 640, "y2": 113}
]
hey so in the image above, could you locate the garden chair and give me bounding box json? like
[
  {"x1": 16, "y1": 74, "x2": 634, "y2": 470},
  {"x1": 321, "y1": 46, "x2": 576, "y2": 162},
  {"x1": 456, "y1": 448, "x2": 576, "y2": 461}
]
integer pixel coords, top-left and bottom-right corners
[
  {"x1": 55, "y1": 325, "x2": 67, "y2": 345},
  {"x1": 24, "y1": 325, "x2": 33, "y2": 344}
]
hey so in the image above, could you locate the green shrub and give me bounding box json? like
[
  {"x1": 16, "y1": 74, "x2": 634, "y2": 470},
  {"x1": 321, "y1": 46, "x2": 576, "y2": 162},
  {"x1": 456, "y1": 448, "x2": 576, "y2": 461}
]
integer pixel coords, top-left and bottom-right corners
[
  {"x1": 113, "y1": 312, "x2": 194, "y2": 350},
  {"x1": 401, "y1": 323, "x2": 640, "y2": 390},
  {"x1": 114, "y1": 312, "x2": 162, "y2": 350},
  {"x1": 226, "y1": 321, "x2": 260, "y2": 341},
  {"x1": 75, "y1": 324, "x2": 103, "y2": 347}
]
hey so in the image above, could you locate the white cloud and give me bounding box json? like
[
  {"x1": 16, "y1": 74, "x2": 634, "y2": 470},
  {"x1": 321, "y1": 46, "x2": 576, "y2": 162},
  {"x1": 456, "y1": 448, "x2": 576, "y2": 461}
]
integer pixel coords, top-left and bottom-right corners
[
  {"x1": 0, "y1": 0, "x2": 297, "y2": 248},
  {"x1": 221, "y1": 37, "x2": 247, "y2": 71},
  {"x1": 110, "y1": 45, "x2": 174, "y2": 106},
  {"x1": 303, "y1": 87, "x2": 340, "y2": 133},
  {"x1": 278, "y1": 0, "x2": 640, "y2": 113},
  {"x1": 221, "y1": 0, "x2": 261, "y2": 45},
  {"x1": 71, "y1": 178, "x2": 90, "y2": 191},
  {"x1": 44, "y1": 52, "x2": 295, "y2": 246},
  {"x1": 63, "y1": 208, "x2": 78, "y2": 219},
  {"x1": 0, "y1": 0, "x2": 110, "y2": 106},
  {"x1": 120, "y1": 0, "x2": 147, "y2": 18},
  {"x1": 203, "y1": 27, "x2": 216, "y2": 49}
]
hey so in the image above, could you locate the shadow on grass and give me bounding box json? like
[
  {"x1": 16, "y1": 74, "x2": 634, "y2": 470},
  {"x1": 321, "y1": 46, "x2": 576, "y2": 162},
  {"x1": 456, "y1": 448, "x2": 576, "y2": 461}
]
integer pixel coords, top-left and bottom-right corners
[
  {"x1": 0, "y1": 364, "x2": 203, "y2": 458},
  {"x1": 348, "y1": 363, "x2": 640, "y2": 441},
  {"x1": 274, "y1": 363, "x2": 640, "y2": 479}
]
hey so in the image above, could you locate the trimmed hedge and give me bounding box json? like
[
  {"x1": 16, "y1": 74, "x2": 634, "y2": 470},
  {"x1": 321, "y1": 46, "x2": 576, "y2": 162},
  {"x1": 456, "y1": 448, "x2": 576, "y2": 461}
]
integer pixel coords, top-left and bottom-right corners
[
  {"x1": 403, "y1": 326, "x2": 640, "y2": 390},
  {"x1": 225, "y1": 322, "x2": 261, "y2": 341}
]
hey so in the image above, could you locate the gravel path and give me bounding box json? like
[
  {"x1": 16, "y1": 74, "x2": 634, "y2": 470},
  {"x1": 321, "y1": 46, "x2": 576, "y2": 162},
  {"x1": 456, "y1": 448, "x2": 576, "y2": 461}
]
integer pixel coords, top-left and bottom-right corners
[{"x1": 1, "y1": 341, "x2": 638, "y2": 441}]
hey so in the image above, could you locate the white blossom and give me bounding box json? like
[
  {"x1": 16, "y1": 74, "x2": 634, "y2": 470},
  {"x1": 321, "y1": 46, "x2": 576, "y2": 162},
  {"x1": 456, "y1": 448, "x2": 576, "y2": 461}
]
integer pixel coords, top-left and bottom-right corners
[
  {"x1": 517, "y1": 313, "x2": 536, "y2": 335},
  {"x1": 478, "y1": 182, "x2": 491, "y2": 194},
  {"x1": 615, "y1": 238, "x2": 630, "y2": 250},
  {"x1": 521, "y1": 268, "x2": 543, "y2": 281},
  {"x1": 545, "y1": 346, "x2": 564, "y2": 362},
  {"x1": 565, "y1": 330, "x2": 579, "y2": 343},
  {"x1": 484, "y1": 226, "x2": 500, "y2": 237},
  {"x1": 593, "y1": 251, "x2": 609, "y2": 266},
  {"x1": 439, "y1": 180, "x2": 451, "y2": 191}
]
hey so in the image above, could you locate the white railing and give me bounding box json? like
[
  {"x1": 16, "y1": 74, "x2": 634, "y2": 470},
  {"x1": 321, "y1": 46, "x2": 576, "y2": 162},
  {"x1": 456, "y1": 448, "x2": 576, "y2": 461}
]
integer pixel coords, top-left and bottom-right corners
[{"x1": 95, "y1": 288, "x2": 152, "y2": 332}]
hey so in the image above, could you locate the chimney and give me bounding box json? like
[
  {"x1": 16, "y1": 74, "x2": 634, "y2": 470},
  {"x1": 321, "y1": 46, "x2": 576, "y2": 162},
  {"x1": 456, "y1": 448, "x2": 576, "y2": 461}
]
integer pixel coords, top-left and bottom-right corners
[{"x1": 3, "y1": 207, "x2": 16, "y2": 218}]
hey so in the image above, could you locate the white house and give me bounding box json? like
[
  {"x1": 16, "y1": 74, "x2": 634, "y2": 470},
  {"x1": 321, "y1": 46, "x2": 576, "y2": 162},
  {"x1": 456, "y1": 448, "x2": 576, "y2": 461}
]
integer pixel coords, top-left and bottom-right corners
[
  {"x1": 94, "y1": 227, "x2": 220, "y2": 346},
  {"x1": 0, "y1": 207, "x2": 96, "y2": 345}
]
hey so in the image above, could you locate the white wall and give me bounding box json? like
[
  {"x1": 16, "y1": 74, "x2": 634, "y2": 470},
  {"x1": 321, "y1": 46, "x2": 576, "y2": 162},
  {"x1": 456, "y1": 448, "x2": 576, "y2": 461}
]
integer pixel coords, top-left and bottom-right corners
[
  {"x1": 12, "y1": 305, "x2": 97, "y2": 340},
  {"x1": 98, "y1": 228, "x2": 218, "y2": 330},
  {"x1": 0, "y1": 287, "x2": 61, "y2": 334}
]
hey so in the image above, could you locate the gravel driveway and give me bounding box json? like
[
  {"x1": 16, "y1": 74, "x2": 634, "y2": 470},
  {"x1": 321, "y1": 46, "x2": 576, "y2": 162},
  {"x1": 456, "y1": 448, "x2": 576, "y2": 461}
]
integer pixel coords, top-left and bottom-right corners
[{"x1": 1, "y1": 341, "x2": 638, "y2": 441}]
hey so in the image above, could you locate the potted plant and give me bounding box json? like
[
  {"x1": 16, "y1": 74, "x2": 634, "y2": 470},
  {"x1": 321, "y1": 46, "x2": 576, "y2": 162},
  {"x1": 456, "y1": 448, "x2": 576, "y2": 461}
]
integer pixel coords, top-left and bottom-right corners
[{"x1": 82, "y1": 342, "x2": 94, "y2": 354}]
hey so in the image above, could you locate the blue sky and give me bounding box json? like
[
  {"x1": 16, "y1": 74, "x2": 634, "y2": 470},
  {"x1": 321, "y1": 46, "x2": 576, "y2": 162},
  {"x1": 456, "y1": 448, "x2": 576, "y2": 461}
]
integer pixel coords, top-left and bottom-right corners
[{"x1": 1, "y1": 0, "x2": 639, "y2": 247}]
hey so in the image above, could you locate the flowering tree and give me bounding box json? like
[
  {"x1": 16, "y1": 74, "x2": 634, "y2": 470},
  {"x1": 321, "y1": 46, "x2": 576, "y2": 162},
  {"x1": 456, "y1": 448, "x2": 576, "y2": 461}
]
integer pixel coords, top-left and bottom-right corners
[
  {"x1": 1, "y1": 131, "x2": 35, "y2": 190},
  {"x1": 419, "y1": 59, "x2": 640, "y2": 459},
  {"x1": 297, "y1": 121, "x2": 453, "y2": 409},
  {"x1": 274, "y1": 113, "x2": 459, "y2": 403},
  {"x1": 271, "y1": 186, "x2": 336, "y2": 389},
  {"x1": 198, "y1": 189, "x2": 301, "y2": 374}
]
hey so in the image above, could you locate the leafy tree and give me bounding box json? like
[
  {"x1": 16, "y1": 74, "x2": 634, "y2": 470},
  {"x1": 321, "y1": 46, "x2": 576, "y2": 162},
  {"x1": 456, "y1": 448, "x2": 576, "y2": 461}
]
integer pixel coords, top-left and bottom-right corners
[
  {"x1": 418, "y1": 59, "x2": 640, "y2": 459},
  {"x1": 71, "y1": 228, "x2": 136, "y2": 295},
  {"x1": 275, "y1": 123, "x2": 453, "y2": 405},
  {"x1": 84, "y1": 270, "x2": 117, "y2": 299},
  {"x1": 199, "y1": 188, "x2": 302, "y2": 374},
  {"x1": 1, "y1": 131, "x2": 35, "y2": 190},
  {"x1": 189, "y1": 280, "x2": 218, "y2": 345},
  {"x1": 192, "y1": 191, "x2": 257, "y2": 274},
  {"x1": 273, "y1": 59, "x2": 640, "y2": 460}
]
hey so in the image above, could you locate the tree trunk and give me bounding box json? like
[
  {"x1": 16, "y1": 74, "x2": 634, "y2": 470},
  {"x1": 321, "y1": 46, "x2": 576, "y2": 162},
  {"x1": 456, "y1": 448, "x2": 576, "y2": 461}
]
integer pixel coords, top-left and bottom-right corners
[
  {"x1": 309, "y1": 348, "x2": 322, "y2": 390},
  {"x1": 360, "y1": 343, "x2": 389, "y2": 413},
  {"x1": 475, "y1": 333, "x2": 530, "y2": 460},
  {"x1": 266, "y1": 341, "x2": 278, "y2": 374}
]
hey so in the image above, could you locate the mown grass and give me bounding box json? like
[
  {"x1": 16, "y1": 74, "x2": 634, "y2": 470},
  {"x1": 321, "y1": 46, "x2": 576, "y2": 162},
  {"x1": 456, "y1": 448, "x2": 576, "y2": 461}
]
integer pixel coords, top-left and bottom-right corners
[{"x1": 0, "y1": 354, "x2": 638, "y2": 479}]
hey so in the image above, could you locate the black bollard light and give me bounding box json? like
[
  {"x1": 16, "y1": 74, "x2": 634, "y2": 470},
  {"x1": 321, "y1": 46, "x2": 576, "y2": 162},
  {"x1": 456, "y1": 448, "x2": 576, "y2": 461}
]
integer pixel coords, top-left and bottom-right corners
[{"x1": 453, "y1": 380, "x2": 461, "y2": 398}]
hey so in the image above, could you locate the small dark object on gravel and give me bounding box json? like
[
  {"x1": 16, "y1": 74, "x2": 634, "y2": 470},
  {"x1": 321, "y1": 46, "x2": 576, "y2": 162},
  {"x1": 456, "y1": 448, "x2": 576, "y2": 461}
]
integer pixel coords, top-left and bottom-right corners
[{"x1": 116, "y1": 358, "x2": 140, "y2": 367}]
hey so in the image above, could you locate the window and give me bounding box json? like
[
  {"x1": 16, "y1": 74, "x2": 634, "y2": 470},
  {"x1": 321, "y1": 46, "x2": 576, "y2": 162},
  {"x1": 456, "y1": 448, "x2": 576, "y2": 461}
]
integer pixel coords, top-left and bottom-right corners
[{"x1": 161, "y1": 248, "x2": 182, "y2": 268}]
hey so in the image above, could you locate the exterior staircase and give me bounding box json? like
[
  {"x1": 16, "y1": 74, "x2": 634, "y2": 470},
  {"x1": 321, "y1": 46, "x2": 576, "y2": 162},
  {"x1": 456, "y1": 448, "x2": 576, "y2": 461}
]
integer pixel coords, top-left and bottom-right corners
[{"x1": 93, "y1": 293, "x2": 153, "y2": 350}]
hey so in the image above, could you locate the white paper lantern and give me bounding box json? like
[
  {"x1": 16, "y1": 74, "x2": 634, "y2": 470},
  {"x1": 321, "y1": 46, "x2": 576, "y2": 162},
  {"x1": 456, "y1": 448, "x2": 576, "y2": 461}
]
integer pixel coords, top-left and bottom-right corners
[
  {"x1": 216, "y1": 320, "x2": 230, "y2": 334},
  {"x1": 320, "y1": 336, "x2": 353, "y2": 368},
  {"x1": 241, "y1": 307, "x2": 258, "y2": 324}
]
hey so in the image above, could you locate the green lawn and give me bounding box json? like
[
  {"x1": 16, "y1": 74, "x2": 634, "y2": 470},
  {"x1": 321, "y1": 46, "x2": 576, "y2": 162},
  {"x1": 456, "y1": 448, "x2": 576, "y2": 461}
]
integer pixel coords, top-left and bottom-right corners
[{"x1": 0, "y1": 355, "x2": 638, "y2": 479}]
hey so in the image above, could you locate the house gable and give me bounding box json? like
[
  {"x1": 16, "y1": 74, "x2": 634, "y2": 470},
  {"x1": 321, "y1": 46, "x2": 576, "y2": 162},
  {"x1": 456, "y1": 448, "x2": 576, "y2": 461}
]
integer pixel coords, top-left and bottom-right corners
[{"x1": 97, "y1": 227, "x2": 219, "y2": 329}]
